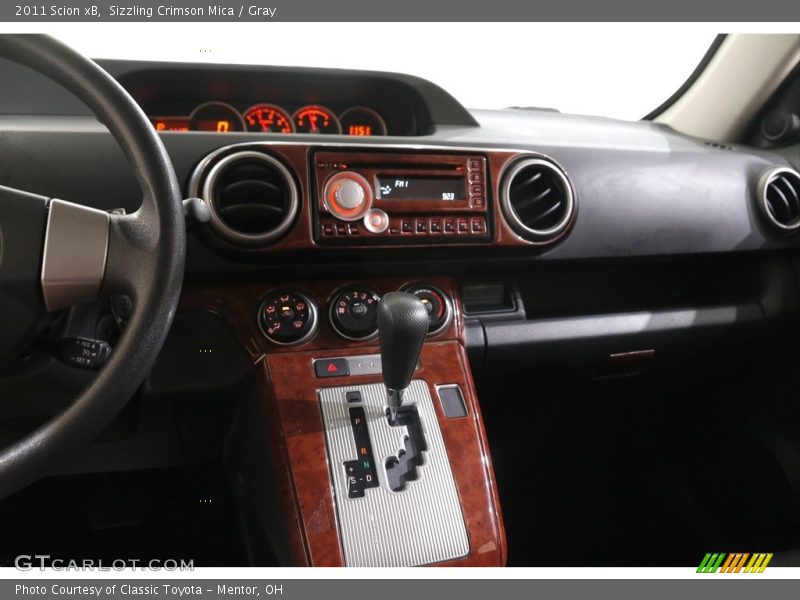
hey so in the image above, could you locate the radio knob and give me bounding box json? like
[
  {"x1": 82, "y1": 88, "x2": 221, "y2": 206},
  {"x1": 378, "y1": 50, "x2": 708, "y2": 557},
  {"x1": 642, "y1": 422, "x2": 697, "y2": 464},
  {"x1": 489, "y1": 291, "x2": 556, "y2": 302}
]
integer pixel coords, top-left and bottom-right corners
[
  {"x1": 323, "y1": 171, "x2": 372, "y2": 221},
  {"x1": 335, "y1": 179, "x2": 365, "y2": 210}
]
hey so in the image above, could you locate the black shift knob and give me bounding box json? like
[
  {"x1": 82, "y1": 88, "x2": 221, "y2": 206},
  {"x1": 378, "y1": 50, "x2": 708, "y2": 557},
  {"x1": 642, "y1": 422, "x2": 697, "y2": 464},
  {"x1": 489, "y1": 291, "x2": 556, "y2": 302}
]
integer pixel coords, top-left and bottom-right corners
[{"x1": 378, "y1": 291, "x2": 429, "y2": 392}]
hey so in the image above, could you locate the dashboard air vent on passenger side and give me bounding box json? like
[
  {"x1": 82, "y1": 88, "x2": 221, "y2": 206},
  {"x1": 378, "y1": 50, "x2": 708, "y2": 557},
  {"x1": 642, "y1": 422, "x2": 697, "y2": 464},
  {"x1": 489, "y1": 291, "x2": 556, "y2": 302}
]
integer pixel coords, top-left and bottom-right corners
[
  {"x1": 500, "y1": 157, "x2": 576, "y2": 243},
  {"x1": 757, "y1": 166, "x2": 800, "y2": 232},
  {"x1": 199, "y1": 151, "x2": 299, "y2": 246}
]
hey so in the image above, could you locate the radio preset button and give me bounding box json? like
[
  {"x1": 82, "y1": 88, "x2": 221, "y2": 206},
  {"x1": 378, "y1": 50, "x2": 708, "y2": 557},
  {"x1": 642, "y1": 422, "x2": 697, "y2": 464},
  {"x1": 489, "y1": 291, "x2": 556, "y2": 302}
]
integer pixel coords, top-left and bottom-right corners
[
  {"x1": 444, "y1": 218, "x2": 456, "y2": 234},
  {"x1": 430, "y1": 219, "x2": 442, "y2": 233},
  {"x1": 415, "y1": 219, "x2": 428, "y2": 234},
  {"x1": 471, "y1": 217, "x2": 487, "y2": 234}
]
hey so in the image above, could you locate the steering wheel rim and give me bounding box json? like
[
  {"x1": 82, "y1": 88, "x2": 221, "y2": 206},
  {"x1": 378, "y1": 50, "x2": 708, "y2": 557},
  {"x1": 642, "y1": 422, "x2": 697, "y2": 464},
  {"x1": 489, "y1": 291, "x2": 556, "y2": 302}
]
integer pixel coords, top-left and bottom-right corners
[{"x1": 0, "y1": 35, "x2": 185, "y2": 497}]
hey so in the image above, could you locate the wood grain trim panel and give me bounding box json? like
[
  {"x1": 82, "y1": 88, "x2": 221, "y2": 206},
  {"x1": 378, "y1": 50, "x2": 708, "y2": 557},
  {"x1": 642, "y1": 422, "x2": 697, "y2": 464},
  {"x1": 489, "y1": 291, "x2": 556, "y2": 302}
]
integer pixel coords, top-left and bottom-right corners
[
  {"x1": 265, "y1": 342, "x2": 505, "y2": 567},
  {"x1": 190, "y1": 142, "x2": 562, "y2": 252},
  {"x1": 178, "y1": 275, "x2": 506, "y2": 566}
]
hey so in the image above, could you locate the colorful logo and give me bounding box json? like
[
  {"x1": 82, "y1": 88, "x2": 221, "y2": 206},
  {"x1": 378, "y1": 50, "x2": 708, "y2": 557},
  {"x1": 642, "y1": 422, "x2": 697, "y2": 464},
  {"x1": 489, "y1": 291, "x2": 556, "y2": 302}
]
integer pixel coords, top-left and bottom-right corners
[{"x1": 697, "y1": 553, "x2": 773, "y2": 573}]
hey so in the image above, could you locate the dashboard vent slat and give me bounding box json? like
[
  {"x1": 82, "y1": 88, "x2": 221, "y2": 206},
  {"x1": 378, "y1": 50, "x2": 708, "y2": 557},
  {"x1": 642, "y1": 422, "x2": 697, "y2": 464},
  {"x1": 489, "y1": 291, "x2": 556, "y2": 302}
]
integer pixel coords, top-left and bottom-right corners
[
  {"x1": 501, "y1": 158, "x2": 575, "y2": 243},
  {"x1": 198, "y1": 151, "x2": 299, "y2": 246},
  {"x1": 758, "y1": 167, "x2": 800, "y2": 232}
]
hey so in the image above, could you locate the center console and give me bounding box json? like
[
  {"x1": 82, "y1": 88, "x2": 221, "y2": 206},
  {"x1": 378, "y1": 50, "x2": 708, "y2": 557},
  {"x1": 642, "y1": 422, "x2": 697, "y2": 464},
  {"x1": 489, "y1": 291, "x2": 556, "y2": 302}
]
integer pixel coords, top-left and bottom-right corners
[{"x1": 180, "y1": 276, "x2": 506, "y2": 567}]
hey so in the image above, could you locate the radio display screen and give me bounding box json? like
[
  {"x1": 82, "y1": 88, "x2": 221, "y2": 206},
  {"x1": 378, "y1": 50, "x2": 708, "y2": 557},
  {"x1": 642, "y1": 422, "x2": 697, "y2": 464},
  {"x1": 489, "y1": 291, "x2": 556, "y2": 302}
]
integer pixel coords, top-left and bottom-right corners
[{"x1": 376, "y1": 176, "x2": 465, "y2": 201}]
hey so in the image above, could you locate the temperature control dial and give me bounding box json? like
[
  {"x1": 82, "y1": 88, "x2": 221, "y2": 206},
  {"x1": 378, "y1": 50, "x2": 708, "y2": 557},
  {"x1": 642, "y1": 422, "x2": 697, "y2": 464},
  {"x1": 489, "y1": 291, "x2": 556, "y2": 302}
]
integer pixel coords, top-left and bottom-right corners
[
  {"x1": 400, "y1": 283, "x2": 453, "y2": 337},
  {"x1": 322, "y1": 171, "x2": 373, "y2": 221},
  {"x1": 258, "y1": 290, "x2": 318, "y2": 346},
  {"x1": 329, "y1": 286, "x2": 381, "y2": 341}
]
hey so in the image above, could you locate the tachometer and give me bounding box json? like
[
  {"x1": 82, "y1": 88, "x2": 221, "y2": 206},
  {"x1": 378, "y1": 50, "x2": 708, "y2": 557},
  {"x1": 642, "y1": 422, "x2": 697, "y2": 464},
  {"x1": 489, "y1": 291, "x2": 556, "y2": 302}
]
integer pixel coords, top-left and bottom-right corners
[
  {"x1": 243, "y1": 103, "x2": 295, "y2": 133},
  {"x1": 293, "y1": 105, "x2": 341, "y2": 134}
]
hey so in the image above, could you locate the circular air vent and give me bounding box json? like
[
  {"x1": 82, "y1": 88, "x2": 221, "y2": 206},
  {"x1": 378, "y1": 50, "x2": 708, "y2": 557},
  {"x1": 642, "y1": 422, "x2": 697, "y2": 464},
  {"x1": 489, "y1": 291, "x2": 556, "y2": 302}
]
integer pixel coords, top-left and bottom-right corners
[
  {"x1": 200, "y1": 151, "x2": 299, "y2": 245},
  {"x1": 500, "y1": 157, "x2": 575, "y2": 243},
  {"x1": 757, "y1": 166, "x2": 800, "y2": 232}
]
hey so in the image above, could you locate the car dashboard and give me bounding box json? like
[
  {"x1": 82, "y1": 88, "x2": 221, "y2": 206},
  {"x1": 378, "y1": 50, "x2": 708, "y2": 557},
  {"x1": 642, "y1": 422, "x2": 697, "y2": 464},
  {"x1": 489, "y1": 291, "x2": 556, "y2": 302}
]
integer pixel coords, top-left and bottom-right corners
[{"x1": 1, "y1": 56, "x2": 800, "y2": 567}]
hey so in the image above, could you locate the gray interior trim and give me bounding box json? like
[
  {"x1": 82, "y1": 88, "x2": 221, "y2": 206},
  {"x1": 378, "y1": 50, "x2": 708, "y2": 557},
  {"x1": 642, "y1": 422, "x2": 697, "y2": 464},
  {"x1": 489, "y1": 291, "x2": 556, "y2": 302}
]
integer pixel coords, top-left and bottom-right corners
[{"x1": 657, "y1": 34, "x2": 800, "y2": 141}]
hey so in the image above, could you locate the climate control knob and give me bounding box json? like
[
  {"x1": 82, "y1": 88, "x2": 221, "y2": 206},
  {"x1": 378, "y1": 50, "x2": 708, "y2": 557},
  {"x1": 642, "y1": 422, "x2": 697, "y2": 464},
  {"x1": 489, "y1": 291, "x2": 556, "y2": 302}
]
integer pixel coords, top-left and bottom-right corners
[
  {"x1": 329, "y1": 286, "x2": 381, "y2": 341},
  {"x1": 258, "y1": 290, "x2": 318, "y2": 346},
  {"x1": 400, "y1": 283, "x2": 453, "y2": 337},
  {"x1": 323, "y1": 171, "x2": 372, "y2": 221}
]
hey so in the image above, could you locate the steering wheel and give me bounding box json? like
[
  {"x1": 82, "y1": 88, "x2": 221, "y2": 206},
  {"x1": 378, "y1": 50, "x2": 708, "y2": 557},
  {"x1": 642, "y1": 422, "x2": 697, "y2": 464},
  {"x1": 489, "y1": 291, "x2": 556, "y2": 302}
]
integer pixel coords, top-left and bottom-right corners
[{"x1": 0, "y1": 35, "x2": 185, "y2": 497}]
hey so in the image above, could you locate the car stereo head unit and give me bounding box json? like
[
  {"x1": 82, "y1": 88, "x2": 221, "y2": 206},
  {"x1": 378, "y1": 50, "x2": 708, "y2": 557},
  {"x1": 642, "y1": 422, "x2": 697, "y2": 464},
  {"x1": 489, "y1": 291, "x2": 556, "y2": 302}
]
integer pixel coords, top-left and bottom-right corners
[{"x1": 313, "y1": 150, "x2": 490, "y2": 244}]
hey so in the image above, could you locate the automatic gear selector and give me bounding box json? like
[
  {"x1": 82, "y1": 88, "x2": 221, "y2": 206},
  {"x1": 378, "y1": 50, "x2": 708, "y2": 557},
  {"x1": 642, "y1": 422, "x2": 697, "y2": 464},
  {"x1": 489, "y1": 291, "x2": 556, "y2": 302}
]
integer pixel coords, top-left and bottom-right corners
[{"x1": 377, "y1": 291, "x2": 429, "y2": 423}]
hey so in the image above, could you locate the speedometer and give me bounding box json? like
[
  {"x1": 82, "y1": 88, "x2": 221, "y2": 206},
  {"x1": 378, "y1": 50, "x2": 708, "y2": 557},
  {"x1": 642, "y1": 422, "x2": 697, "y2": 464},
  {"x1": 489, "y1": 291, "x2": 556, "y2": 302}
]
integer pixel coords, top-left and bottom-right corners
[
  {"x1": 189, "y1": 101, "x2": 244, "y2": 133},
  {"x1": 243, "y1": 104, "x2": 295, "y2": 133},
  {"x1": 293, "y1": 105, "x2": 341, "y2": 134}
]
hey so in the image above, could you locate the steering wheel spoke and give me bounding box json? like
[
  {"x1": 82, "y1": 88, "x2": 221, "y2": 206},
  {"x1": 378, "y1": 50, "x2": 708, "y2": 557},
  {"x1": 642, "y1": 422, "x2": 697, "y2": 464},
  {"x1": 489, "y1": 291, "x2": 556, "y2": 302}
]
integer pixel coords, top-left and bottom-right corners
[
  {"x1": 0, "y1": 34, "x2": 185, "y2": 499},
  {"x1": 40, "y1": 198, "x2": 110, "y2": 311}
]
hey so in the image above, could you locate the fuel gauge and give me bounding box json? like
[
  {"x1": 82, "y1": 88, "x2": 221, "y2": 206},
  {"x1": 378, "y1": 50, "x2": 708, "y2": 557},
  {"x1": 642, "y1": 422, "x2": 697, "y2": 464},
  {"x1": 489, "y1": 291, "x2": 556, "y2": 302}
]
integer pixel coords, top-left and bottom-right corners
[{"x1": 293, "y1": 105, "x2": 341, "y2": 134}]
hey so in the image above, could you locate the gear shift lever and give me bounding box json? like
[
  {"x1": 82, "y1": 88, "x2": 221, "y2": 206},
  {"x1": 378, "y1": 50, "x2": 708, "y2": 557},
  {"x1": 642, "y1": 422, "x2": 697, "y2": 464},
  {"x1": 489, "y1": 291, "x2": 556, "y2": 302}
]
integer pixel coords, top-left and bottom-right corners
[{"x1": 377, "y1": 291, "x2": 429, "y2": 422}]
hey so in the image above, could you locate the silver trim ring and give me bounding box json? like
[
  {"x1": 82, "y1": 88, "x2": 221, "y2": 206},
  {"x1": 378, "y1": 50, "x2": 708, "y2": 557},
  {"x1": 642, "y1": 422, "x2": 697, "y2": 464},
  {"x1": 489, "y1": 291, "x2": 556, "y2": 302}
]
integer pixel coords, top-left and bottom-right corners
[
  {"x1": 256, "y1": 289, "x2": 319, "y2": 347},
  {"x1": 328, "y1": 285, "x2": 382, "y2": 342},
  {"x1": 199, "y1": 150, "x2": 300, "y2": 246},
  {"x1": 757, "y1": 166, "x2": 800, "y2": 232},
  {"x1": 500, "y1": 157, "x2": 576, "y2": 243}
]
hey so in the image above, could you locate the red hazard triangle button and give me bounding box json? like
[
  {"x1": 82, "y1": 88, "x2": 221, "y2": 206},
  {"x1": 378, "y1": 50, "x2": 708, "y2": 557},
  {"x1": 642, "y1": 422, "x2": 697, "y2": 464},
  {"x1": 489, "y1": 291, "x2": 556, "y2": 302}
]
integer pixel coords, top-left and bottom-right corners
[{"x1": 314, "y1": 358, "x2": 350, "y2": 378}]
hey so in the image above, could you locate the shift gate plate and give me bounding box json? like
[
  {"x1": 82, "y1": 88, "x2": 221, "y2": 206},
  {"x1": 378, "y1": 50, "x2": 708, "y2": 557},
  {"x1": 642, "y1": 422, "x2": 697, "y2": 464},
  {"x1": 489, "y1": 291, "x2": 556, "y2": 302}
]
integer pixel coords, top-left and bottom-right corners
[{"x1": 318, "y1": 380, "x2": 469, "y2": 567}]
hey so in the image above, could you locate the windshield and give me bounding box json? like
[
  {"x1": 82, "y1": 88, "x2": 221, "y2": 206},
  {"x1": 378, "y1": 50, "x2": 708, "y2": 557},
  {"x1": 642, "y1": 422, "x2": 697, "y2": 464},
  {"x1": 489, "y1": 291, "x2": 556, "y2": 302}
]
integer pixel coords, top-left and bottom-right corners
[{"x1": 50, "y1": 24, "x2": 716, "y2": 121}]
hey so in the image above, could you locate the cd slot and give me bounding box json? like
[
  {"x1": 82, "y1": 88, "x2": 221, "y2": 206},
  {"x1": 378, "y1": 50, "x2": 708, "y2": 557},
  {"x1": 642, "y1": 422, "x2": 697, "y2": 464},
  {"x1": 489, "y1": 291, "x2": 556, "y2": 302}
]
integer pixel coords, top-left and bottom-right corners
[{"x1": 345, "y1": 162, "x2": 462, "y2": 171}]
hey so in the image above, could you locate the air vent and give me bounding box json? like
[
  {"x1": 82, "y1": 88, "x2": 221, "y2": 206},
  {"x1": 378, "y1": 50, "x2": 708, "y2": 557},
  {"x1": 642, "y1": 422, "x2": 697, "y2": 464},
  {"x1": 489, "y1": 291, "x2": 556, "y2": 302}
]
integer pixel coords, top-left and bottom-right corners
[
  {"x1": 757, "y1": 166, "x2": 800, "y2": 232},
  {"x1": 500, "y1": 157, "x2": 575, "y2": 243},
  {"x1": 200, "y1": 151, "x2": 299, "y2": 246}
]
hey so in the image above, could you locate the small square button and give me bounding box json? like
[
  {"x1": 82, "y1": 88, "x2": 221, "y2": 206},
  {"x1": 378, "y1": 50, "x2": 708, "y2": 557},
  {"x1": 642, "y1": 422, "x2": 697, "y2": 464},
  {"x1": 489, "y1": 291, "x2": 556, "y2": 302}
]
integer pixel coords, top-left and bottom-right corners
[{"x1": 314, "y1": 358, "x2": 349, "y2": 378}]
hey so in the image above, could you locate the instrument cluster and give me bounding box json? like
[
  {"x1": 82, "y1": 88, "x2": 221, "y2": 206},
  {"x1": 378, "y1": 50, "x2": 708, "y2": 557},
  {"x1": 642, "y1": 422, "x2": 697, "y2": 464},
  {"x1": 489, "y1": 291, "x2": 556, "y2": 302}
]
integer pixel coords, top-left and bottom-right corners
[{"x1": 150, "y1": 101, "x2": 387, "y2": 136}]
